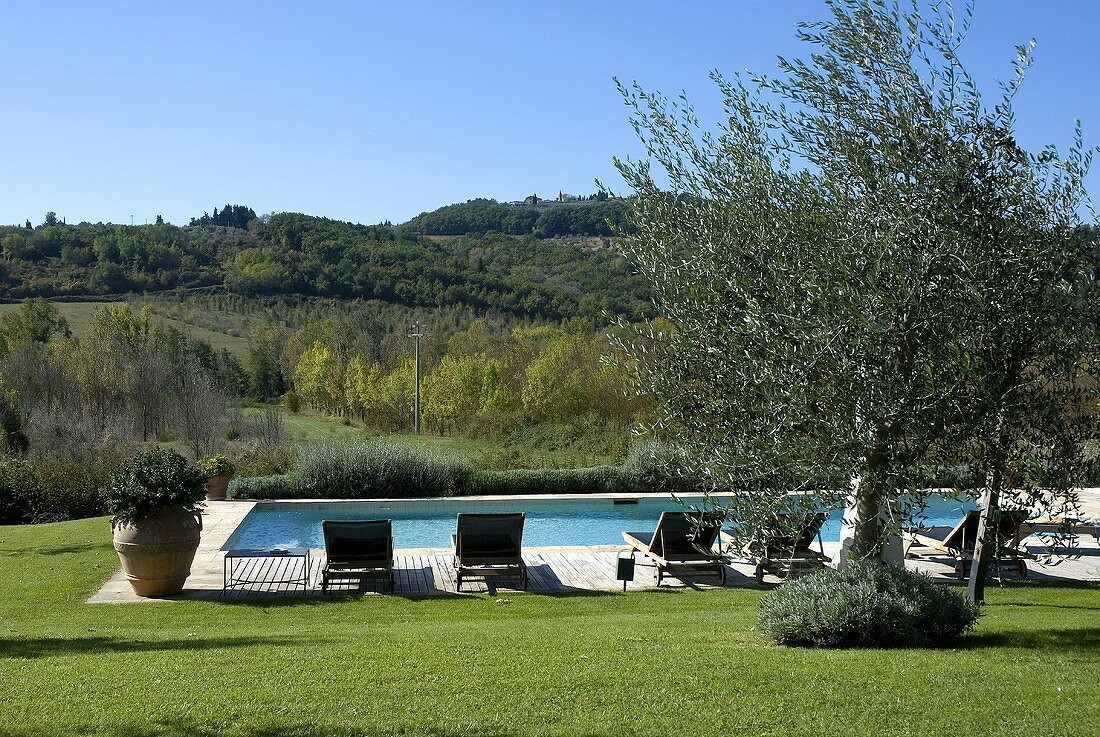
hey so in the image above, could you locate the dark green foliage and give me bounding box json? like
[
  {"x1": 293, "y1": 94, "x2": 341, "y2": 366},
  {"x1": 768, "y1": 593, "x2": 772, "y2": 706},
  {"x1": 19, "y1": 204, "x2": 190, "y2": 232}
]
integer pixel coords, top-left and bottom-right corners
[
  {"x1": 401, "y1": 197, "x2": 634, "y2": 238},
  {"x1": 757, "y1": 561, "x2": 982, "y2": 648},
  {"x1": 0, "y1": 454, "x2": 116, "y2": 524},
  {"x1": 105, "y1": 448, "x2": 206, "y2": 524},
  {"x1": 0, "y1": 383, "x2": 28, "y2": 455},
  {"x1": 227, "y1": 474, "x2": 302, "y2": 500},
  {"x1": 295, "y1": 440, "x2": 470, "y2": 499},
  {"x1": 462, "y1": 466, "x2": 623, "y2": 496},
  {"x1": 189, "y1": 204, "x2": 257, "y2": 229},
  {"x1": 247, "y1": 344, "x2": 286, "y2": 401},
  {"x1": 0, "y1": 457, "x2": 39, "y2": 524}
]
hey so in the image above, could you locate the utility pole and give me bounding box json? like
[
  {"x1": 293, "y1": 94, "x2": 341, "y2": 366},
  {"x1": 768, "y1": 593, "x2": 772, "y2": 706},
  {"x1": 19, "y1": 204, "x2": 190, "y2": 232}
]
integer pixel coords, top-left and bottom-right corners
[{"x1": 408, "y1": 321, "x2": 424, "y2": 434}]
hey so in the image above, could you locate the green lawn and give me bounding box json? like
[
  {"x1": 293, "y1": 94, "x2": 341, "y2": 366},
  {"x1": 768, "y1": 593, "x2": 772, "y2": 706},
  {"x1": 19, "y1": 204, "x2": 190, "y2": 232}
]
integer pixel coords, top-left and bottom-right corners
[{"x1": 1, "y1": 518, "x2": 1097, "y2": 737}]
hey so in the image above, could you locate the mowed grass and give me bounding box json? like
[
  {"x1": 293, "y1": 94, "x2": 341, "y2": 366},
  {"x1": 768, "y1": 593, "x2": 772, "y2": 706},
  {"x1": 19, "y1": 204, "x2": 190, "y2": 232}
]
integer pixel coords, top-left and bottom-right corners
[
  {"x1": 0, "y1": 299, "x2": 252, "y2": 360},
  {"x1": 1, "y1": 519, "x2": 1098, "y2": 736}
]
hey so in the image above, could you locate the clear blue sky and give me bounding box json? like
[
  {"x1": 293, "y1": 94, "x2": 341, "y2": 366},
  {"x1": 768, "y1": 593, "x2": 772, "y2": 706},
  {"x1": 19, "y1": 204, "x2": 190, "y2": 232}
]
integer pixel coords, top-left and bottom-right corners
[{"x1": 2, "y1": 1, "x2": 1097, "y2": 227}]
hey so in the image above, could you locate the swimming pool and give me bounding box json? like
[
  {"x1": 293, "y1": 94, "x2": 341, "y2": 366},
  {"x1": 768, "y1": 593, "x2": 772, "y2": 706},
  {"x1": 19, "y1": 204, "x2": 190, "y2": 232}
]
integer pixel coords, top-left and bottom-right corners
[{"x1": 222, "y1": 494, "x2": 976, "y2": 550}]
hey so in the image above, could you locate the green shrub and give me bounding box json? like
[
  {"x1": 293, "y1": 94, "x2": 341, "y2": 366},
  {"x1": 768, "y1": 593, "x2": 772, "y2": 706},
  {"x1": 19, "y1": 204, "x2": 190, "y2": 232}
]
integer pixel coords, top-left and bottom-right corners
[
  {"x1": 105, "y1": 449, "x2": 206, "y2": 525},
  {"x1": 227, "y1": 474, "x2": 302, "y2": 500},
  {"x1": 0, "y1": 453, "x2": 117, "y2": 525},
  {"x1": 462, "y1": 466, "x2": 622, "y2": 496},
  {"x1": 619, "y1": 439, "x2": 707, "y2": 494},
  {"x1": 197, "y1": 454, "x2": 235, "y2": 479},
  {"x1": 230, "y1": 443, "x2": 296, "y2": 477},
  {"x1": 756, "y1": 561, "x2": 981, "y2": 648},
  {"x1": 295, "y1": 440, "x2": 470, "y2": 498},
  {"x1": 0, "y1": 457, "x2": 40, "y2": 524}
]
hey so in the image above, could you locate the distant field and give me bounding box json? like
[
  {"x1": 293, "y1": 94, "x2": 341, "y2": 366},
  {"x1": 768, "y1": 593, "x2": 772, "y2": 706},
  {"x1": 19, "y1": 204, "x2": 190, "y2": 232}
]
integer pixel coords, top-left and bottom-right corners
[
  {"x1": 0, "y1": 300, "x2": 124, "y2": 336},
  {"x1": 0, "y1": 299, "x2": 252, "y2": 360},
  {"x1": 244, "y1": 406, "x2": 620, "y2": 469},
  {"x1": 242, "y1": 406, "x2": 365, "y2": 442}
]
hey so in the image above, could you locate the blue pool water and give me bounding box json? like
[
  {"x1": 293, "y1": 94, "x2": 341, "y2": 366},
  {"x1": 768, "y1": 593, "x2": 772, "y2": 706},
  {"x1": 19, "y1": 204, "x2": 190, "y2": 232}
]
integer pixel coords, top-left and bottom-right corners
[{"x1": 223, "y1": 495, "x2": 976, "y2": 550}]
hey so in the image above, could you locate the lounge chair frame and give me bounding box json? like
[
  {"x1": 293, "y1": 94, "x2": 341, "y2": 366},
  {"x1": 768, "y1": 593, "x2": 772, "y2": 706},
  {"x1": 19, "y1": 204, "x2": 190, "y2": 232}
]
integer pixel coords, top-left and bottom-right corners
[
  {"x1": 739, "y1": 511, "x2": 829, "y2": 584},
  {"x1": 452, "y1": 513, "x2": 527, "y2": 592},
  {"x1": 903, "y1": 509, "x2": 1028, "y2": 580},
  {"x1": 622, "y1": 511, "x2": 727, "y2": 586},
  {"x1": 320, "y1": 519, "x2": 395, "y2": 594}
]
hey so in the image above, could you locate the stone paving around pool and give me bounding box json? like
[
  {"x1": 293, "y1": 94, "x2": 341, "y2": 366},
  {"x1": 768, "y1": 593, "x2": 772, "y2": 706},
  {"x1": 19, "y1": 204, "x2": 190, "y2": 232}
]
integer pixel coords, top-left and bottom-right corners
[{"x1": 87, "y1": 495, "x2": 1100, "y2": 603}]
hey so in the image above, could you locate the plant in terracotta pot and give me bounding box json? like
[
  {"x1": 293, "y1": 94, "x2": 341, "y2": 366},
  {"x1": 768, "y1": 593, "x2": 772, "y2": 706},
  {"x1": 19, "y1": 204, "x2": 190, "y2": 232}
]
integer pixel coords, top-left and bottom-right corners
[
  {"x1": 108, "y1": 448, "x2": 207, "y2": 597},
  {"x1": 197, "y1": 454, "x2": 235, "y2": 501}
]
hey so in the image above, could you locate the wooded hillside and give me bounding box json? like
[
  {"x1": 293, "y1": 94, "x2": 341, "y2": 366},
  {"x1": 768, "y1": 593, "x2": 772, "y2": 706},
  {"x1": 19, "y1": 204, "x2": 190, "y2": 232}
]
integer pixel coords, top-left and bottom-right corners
[{"x1": 0, "y1": 203, "x2": 649, "y2": 322}]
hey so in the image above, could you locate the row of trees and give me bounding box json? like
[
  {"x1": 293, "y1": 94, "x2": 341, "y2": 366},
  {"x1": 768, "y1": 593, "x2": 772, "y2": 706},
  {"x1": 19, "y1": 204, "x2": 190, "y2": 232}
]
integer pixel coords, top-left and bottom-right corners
[{"x1": 189, "y1": 204, "x2": 258, "y2": 229}]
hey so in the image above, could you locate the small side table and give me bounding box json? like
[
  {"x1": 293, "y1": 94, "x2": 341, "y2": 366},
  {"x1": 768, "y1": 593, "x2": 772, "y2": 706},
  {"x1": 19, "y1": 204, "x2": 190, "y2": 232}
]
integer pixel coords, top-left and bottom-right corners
[{"x1": 223, "y1": 548, "x2": 311, "y2": 593}]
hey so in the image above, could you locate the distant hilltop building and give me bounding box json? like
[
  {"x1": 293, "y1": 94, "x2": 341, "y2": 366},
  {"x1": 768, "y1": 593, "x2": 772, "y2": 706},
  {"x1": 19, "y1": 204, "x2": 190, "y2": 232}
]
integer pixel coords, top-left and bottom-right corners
[{"x1": 511, "y1": 190, "x2": 615, "y2": 206}]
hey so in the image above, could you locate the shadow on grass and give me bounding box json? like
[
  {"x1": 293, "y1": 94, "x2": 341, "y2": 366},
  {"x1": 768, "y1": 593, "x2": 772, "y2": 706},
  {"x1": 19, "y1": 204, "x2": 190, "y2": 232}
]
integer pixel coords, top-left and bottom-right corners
[
  {"x1": 958, "y1": 626, "x2": 1100, "y2": 652},
  {"x1": 0, "y1": 720, "x2": 618, "y2": 737},
  {"x1": 0, "y1": 540, "x2": 108, "y2": 557},
  {"x1": 0, "y1": 634, "x2": 335, "y2": 660}
]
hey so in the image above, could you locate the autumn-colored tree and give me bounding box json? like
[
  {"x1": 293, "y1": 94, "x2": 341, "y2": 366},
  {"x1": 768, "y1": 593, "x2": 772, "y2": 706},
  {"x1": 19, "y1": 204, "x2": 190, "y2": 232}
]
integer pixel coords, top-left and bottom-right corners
[
  {"x1": 294, "y1": 341, "x2": 345, "y2": 415},
  {"x1": 344, "y1": 355, "x2": 384, "y2": 422}
]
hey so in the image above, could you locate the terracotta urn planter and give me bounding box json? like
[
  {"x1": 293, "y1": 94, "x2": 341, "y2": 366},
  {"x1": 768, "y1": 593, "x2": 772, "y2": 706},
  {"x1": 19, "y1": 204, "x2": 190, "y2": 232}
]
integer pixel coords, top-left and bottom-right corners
[
  {"x1": 205, "y1": 474, "x2": 230, "y2": 501},
  {"x1": 112, "y1": 508, "x2": 203, "y2": 597}
]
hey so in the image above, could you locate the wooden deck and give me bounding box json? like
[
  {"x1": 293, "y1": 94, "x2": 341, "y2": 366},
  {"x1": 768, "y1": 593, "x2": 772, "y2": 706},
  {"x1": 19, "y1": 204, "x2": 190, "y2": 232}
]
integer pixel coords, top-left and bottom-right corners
[{"x1": 89, "y1": 539, "x2": 1100, "y2": 602}]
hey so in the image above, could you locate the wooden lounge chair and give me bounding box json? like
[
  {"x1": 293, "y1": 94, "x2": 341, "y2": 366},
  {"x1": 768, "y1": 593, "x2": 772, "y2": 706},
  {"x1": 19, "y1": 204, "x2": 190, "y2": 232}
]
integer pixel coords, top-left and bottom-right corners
[
  {"x1": 903, "y1": 508, "x2": 1028, "y2": 580},
  {"x1": 452, "y1": 513, "x2": 527, "y2": 592},
  {"x1": 320, "y1": 519, "x2": 395, "y2": 593},
  {"x1": 622, "y1": 511, "x2": 727, "y2": 586},
  {"x1": 733, "y1": 511, "x2": 829, "y2": 584}
]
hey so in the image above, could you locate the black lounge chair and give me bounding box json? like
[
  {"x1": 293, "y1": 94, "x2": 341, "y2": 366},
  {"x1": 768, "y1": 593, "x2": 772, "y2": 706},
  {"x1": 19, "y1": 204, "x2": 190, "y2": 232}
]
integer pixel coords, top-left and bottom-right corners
[
  {"x1": 320, "y1": 519, "x2": 395, "y2": 593},
  {"x1": 729, "y1": 511, "x2": 829, "y2": 584},
  {"x1": 452, "y1": 513, "x2": 527, "y2": 592},
  {"x1": 622, "y1": 511, "x2": 727, "y2": 586},
  {"x1": 903, "y1": 508, "x2": 1028, "y2": 580}
]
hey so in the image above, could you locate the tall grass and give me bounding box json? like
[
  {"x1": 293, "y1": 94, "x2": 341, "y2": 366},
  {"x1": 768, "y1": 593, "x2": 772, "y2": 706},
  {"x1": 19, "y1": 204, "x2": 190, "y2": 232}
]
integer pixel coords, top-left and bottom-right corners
[{"x1": 295, "y1": 439, "x2": 470, "y2": 498}]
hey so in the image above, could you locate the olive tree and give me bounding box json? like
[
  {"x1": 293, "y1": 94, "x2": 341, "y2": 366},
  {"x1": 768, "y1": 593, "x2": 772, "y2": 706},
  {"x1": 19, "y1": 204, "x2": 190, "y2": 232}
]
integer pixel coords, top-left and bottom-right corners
[{"x1": 613, "y1": 0, "x2": 1095, "y2": 568}]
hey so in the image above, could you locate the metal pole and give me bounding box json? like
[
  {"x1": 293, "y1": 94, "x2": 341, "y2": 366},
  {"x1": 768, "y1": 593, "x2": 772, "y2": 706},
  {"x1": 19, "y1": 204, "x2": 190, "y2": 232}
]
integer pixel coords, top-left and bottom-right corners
[{"x1": 409, "y1": 322, "x2": 423, "y2": 434}]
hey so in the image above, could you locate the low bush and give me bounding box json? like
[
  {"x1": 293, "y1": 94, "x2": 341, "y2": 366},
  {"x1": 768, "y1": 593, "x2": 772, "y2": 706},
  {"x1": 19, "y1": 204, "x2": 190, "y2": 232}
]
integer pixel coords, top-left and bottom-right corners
[
  {"x1": 295, "y1": 440, "x2": 470, "y2": 498},
  {"x1": 462, "y1": 466, "x2": 623, "y2": 496},
  {"x1": 618, "y1": 439, "x2": 707, "y2": 494},
  {"x1": 756, "y1": 560, "x2": 981, "y2": 648},
  {"x1": 0, "y1": 453, "x2": 118, "y2": 525},
  {"x1": 229, "y1": 442, "x2": 296, "y2": 478},
  {"x1": 227, "y1": 474, "x2": 302, "y2": 500}
]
